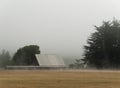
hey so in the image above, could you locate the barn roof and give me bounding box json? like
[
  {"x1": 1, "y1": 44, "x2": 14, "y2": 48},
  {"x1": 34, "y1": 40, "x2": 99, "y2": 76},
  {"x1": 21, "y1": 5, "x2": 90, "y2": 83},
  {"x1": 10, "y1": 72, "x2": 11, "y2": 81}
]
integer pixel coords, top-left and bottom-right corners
[{"x1": 35, "y1": 54, "x2": 66, "y2": 67}]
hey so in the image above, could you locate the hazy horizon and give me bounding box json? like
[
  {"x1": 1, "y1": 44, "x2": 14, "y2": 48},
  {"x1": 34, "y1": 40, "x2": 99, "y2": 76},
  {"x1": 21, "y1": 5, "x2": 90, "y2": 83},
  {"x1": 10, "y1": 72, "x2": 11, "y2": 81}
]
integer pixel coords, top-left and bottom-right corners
[{"x1": 0, "y1": 0, "x2": 120, "y2": 58}]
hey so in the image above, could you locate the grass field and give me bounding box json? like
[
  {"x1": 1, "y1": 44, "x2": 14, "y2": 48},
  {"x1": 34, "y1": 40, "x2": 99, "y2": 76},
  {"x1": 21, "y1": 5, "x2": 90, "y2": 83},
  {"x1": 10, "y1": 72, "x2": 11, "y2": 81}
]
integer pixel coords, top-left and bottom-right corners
[{"x1": 0, "y1": 70, "x2": 120, "y2": 88}]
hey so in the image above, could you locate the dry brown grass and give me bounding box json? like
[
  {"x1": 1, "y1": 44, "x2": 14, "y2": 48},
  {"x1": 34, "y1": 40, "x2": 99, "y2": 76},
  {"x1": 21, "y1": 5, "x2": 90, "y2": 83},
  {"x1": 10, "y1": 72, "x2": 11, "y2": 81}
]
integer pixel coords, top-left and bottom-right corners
[{"x1": 0, "y1": 70, "x2": 120, "y2": 88}]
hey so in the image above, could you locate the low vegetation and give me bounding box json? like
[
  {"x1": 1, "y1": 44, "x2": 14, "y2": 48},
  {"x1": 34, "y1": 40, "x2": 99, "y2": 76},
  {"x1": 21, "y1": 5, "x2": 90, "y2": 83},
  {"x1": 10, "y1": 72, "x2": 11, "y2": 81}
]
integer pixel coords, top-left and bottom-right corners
[{"x1": 0, "y1": 70, "x2": 120, "y2": 88}]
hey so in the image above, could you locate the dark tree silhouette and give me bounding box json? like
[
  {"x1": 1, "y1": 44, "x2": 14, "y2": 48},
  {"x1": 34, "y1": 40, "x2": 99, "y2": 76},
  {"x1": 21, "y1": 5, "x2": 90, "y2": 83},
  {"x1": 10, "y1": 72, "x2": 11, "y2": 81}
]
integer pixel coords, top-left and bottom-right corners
[
  {"x1": 84, "y1": 19, "x2": 120, "y2": 69},
  {"x1": 13, "y1": 45, "x2": 40, "y2": 66}
]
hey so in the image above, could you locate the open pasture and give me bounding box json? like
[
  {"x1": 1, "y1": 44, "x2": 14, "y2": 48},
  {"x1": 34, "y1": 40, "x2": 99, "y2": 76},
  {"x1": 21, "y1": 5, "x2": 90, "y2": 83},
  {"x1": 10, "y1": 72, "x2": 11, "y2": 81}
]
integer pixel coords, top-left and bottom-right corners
[{"x1": 0, "y1": 70, "x2": 120, "y2": 88}]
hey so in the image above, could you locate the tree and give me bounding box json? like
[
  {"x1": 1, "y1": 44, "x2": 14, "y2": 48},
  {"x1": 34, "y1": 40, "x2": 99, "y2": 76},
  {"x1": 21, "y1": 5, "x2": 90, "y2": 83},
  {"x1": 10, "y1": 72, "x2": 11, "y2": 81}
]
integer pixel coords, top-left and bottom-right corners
[
  {"x1": 13, "y1": 45, "x2": 40, "y2": 66},
  {"x1": 0, "y1": 50, "x2": 11, "y2": 68},
  {"x1": 69, "y1": 59, "x2": 84, "y2": 68},
  {"x1": 84, "y1": 19, "x2": 120, "y2": 69}
]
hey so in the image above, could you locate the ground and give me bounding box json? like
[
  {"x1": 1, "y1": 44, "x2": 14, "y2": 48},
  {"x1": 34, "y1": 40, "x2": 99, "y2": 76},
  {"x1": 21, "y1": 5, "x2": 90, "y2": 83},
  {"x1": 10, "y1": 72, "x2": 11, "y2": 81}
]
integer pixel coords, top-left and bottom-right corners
[{"x1": 0, "y1": 70, "x2": 120, "y2": 88}]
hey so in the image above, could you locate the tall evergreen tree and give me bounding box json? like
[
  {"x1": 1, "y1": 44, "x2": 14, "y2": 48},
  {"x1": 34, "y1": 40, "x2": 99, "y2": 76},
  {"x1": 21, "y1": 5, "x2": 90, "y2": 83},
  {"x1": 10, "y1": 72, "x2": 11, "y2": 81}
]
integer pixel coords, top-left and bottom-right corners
[{"x1": 84, "y1": 19, "x2": 120, "y2": 69}]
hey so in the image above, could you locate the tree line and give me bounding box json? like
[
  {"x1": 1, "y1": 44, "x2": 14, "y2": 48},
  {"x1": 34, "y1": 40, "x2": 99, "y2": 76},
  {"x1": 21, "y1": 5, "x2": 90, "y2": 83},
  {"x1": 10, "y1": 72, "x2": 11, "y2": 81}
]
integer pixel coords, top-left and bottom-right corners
[
  {"x1": 70, "y1": 19, "x2": 120, "y2": 69},
  {"x1": 0, "y1": 50, "x2": 11, "y2": 68},
  {"x1": 0, "y1": 45, "x2": 40, "y2": 68},
  {"x1": 83, "y1": 19, "x2": 120, "y2": 69}
]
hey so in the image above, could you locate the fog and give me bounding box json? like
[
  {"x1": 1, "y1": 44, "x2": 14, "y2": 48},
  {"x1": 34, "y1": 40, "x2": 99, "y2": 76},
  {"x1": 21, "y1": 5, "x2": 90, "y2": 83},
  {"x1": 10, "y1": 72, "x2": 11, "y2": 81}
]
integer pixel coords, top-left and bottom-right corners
[{"x1": 0, "y1": 0, "x2": 120, "y2": 58}]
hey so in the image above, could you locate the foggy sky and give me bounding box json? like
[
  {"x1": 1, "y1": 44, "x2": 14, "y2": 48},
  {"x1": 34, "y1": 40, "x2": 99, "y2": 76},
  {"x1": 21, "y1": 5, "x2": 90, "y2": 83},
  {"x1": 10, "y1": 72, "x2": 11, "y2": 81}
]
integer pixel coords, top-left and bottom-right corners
[{"x1": 0, "y1": 0, "x2": 120, "y2": 58}]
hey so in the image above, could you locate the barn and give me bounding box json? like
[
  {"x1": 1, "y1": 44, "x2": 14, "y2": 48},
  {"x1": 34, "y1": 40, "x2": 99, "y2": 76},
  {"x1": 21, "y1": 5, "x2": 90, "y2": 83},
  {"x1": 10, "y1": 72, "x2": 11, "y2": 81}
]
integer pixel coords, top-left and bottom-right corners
[
  {"x1": 6, "y1": 54, "x2": 66, "y2": 70},
  {"x1": 35, "y1": 54, "x2": 66, "y2": 68}
]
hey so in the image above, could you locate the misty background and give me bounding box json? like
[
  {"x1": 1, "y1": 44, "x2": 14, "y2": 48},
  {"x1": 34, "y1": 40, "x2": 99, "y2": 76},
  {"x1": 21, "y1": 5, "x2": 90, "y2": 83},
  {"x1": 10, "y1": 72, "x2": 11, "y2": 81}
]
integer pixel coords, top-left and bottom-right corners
[{"x1": 0, "y1": 0, "x2": 120, "y2": 62}]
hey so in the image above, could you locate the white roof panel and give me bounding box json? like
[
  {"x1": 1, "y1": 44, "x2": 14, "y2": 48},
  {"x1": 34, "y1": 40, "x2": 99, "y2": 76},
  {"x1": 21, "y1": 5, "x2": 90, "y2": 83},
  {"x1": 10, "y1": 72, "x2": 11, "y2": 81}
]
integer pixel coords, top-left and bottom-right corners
[{"x1": 35, "y1": 54, "x2": 65, "y2": 67}]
